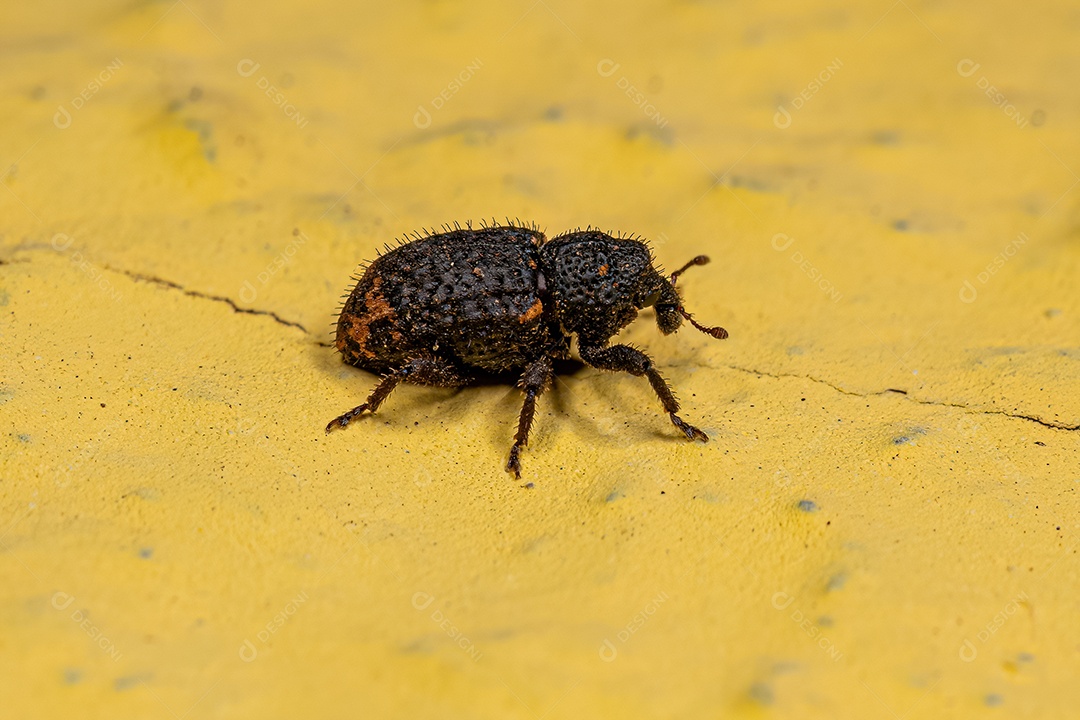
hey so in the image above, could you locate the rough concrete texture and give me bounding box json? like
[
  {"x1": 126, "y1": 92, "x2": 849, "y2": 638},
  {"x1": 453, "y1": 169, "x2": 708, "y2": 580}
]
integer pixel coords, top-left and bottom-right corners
[{"x1": 1, "y1": 1, "x2": 1078, "y2": 718}]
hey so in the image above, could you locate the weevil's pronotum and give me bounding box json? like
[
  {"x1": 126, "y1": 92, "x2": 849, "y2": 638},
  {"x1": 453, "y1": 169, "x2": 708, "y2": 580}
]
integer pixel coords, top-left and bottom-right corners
[{"x1": 327, "y1": 220, "x2": 728, "y2": 477}]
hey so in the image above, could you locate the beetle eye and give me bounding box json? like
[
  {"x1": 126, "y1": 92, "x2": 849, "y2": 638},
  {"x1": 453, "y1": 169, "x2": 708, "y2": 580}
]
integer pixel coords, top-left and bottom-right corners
[{"x1": 642, "y1": 291, "x2": 661, "y2": 308}]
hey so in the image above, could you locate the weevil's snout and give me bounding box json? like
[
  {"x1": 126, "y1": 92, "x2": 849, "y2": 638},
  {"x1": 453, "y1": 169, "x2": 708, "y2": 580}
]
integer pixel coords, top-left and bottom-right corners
[
  {"x1": 665, "y1": 255, "x2": 729, "y2": 340},
  {"x1": 637, "y1": 271, "x2": 683, "y2": 335},
  {"x1": 653, "y1": 291, "x2": 684, "y2": 336},
  {"x1": 655, "y1": 305, "x2": 683, "y2": 335}
]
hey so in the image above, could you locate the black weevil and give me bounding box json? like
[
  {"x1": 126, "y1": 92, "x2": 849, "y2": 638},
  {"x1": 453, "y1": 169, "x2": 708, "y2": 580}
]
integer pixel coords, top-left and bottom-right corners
[{"x1": 327, "y1": 220, "x2": 728, "y2": 478}]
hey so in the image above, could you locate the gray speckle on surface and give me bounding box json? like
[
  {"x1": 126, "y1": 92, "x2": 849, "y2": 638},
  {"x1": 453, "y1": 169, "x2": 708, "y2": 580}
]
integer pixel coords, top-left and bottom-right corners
[
  {"x1": 826, "y1": 572, "x2": 847, "y2": 591},
  {"x1": 63, "y1": 668, "x2": 81, "y2": 684},
  {"x1": 727, "y1": 174, "x2": 772, "y2": 192},
  {"x1": 871, "y1": 130, "x2": 900, "y2": 145},
  {"x1": 797, "y1": 499, "x2": 818, "y2": 513},
  {"x1": 985, "y1": 693, "x2": 1003, "y2": 707},
  {"x1": 138, "y1": 547, "x2": 153, "y2": 559},
  {"x1": 114, "y1": 675, "x2": 148, "y2": 691},
  {"x1": 893, "y1": 427, "x2": 926, "y2": 445},
  {"x1": 626, "y1": 123, "x2": 674, "y2": 146},
  {"x1": 749, "y1": 683, "x2": 774, "y2": 705},
  {"x1": 182, "y1": 118, "x2": 216, "y2": 162},
  {"x1": 121, "y1": 487, "x2": 160, "y2": 501}
]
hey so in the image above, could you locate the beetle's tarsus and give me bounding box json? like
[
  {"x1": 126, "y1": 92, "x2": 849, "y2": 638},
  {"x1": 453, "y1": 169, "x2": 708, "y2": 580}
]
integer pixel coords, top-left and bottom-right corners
[
  {"x1": 325, "y1": 404, "x2": 372, "y2": 433},
  {"x1": 670, "y1": 412, "x2": 708, "y2": 442},
  {"x1": 505, "y1": 446, "x2": 523, "y2": 478}
]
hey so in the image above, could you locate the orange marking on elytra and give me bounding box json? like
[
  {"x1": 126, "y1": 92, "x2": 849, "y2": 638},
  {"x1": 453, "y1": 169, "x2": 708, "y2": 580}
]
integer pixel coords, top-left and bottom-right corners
[
  {"x1": 342, "y1": 277, "x2": 401, "y2": 358},
  {"x1": 518, "y1": 298, "x2": 543, "y2": 324}
]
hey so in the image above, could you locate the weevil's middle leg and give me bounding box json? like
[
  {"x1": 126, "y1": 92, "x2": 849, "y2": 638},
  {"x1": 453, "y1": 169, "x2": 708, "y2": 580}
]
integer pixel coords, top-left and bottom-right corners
[{"x1": 506, "y1": 355, "x2": 554, "y2": 478}]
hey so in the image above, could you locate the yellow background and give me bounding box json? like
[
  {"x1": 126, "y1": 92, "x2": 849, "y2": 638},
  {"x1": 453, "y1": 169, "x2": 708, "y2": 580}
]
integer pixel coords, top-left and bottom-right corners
[{"x1": 2, "y1": 1, "x2": 1078, "y2": 717}]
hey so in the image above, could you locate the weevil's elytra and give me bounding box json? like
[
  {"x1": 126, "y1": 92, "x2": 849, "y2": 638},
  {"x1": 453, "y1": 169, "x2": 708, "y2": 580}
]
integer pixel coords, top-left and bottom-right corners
[{"x1": 326, "y1": 219, "x2": 728, "y2": 479}]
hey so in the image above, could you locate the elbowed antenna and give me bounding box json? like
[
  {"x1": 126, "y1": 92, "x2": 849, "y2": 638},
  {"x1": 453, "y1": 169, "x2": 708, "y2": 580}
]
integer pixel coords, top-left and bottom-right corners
[{"x1": 669, "y1": 255, "x2": 729, "y2": 340}]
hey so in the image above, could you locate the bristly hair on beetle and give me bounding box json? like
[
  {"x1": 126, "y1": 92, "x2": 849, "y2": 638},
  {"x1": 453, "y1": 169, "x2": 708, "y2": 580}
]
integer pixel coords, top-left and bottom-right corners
[{"x1": 325, "y1": 221, "x2": 729, "y2": 481}]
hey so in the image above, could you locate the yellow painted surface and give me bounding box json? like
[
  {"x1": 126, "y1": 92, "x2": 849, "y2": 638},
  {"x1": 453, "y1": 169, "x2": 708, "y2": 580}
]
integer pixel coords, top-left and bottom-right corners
[{"x1": 2, "y1": 1, "x2": 1079, "y2": 717}]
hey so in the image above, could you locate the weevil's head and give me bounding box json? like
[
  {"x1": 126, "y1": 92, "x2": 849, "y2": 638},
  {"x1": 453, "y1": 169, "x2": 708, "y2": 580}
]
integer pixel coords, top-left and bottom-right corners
[
  {"x1": 637, "y1": 271, "x2": 684, "y2": 335},
  {"x1": 538, "y1": 230, "x2": 727, "y2": 344},
  {"x1": 638, "y1": 254, "x2": 729, "y2": 339}
]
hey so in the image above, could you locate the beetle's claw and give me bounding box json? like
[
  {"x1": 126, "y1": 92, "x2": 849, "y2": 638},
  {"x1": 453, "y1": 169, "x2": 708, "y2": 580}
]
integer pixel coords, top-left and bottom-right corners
[
  {"x1": 670, "y1": 413, "x2": 708, "y2": 442},
  {"x1": 325, "y1": 405, "x2": 371, "y2": 433},
  {"x1": 506, "y1": 445, "x2": 523, "y2": 478}
]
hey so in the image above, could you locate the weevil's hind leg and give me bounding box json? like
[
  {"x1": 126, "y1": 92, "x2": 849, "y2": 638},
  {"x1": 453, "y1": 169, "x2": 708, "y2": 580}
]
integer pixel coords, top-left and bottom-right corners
[
  {"x1": 577, "y1": 342, "x2": 708, "y2": 442},
  {"x1": 505, "y1": 356, "x2": 554, "y2": 478},
  {"x1": 325, "y1": 370, "x2": 404, "y2": 433},
  {"x1": 326, "y1": 356, "x2": 473, "y2": 433}
]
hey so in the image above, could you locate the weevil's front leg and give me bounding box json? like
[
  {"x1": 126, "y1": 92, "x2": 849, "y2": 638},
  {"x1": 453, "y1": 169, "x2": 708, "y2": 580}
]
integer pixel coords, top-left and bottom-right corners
[
  {"x1": 505, "y1": 355, "x2": 554, "y2": 478},
  {"x1": 578, "y1": 342, "x2": 708, "y2": 442},
  {"x1": 326, "y1": 356, "x2": 472, "y2": 433}
]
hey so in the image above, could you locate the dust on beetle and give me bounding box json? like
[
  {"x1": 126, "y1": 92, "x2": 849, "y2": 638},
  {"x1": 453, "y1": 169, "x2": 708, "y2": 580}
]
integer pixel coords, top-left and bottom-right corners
[{"x1": 326, "y1": 219, "x2": 728, "y2": 478}]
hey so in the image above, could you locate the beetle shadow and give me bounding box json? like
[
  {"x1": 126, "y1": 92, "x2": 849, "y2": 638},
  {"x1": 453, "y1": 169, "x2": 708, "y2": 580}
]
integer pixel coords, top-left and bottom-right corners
[
  {"x1": 462, "y1": 359, "x2": 588, "y2": 388},
  {"x1": 469, "y1": 360, "x2": 613, "y2": 455},
  {"x1": 446, "y1": 359, "x2": 644, "y2": 453},
  {"x1": 328, "y1": 359, "x2": 593, "y2": 429},
  {"x1": 320, "y1": 347, "x2": 673, "y2": 450},
  {"x1": 319, "y1": 334, "x2": 691, "y2": 451},
  {"x1": 442, "y1": 360, "x2": 677, "y2": 450},
  {"x1": 559, "y1": 356, "x2": 710, "y2": 445},
  {"x1": 455, "y1": 360, "x2": 590, "y2": 445}
]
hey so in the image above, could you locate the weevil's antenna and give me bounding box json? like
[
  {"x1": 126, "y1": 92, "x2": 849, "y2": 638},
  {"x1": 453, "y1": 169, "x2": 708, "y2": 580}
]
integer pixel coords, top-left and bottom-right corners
[
  {"x1": 682, "y1": 311, "x2": 729, "y2": 339},
  {"x1": 669, "y1": 255, "x2": 729, "y2": 340},
  {"x1": 670, "y1": 255, "x2": 710, "y2": 286}
]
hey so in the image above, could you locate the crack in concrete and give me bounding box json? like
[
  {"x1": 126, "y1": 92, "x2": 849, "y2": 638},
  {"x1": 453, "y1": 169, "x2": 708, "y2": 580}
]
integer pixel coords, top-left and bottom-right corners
[
  {"x1": 722, "y1": 364, "x2": 1079, "y2": 432},
  {"x1": 102, "y1": 264, "x2": 311, "y2": 335},
  {"x1": 1, "y1": 248, "x2": 339, "y2": 346},
  {"x1": 2, "y1": 246, "x2": 312, "y2": 334}
]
